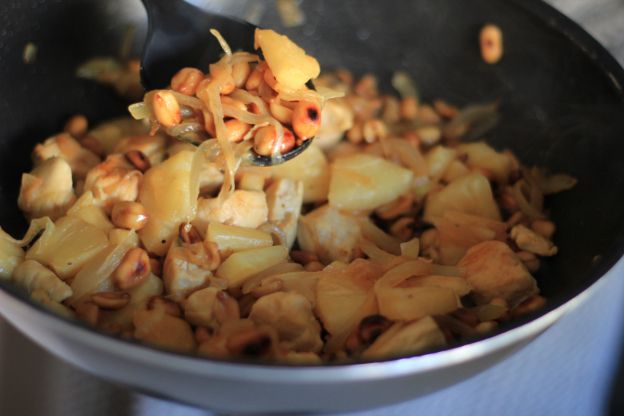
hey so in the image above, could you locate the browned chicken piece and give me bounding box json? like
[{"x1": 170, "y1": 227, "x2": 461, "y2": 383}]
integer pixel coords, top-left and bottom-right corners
[
  {"x1": 133, "y1": 307, "x2": 196, "y2": 353},
  {"x1": 33, "y1": 133, "x2": 101, "y2": 179},
  {"x1": 194, "y1": 190, "x2": 268, "y2": 233},
  {"x1": 18, "y1": 157, "x2": 76, "y2": 220},
  {"x1": 163, "y1": 241, "x2": 224, "y2": 302},
  {"x1": 113, "y1": 134, "x2": 167, "y2": 166},
  {"x1": 265, "y1": 178, "x2": 304, "y2": 249},
  {"x1": 510, "y1": 224, "x2": 558, "y2": 256},
  {"x1": 297, "y1": 204, "x2": 363, "y2": 264},
  {"x1": 249, "y1": 291, "x2": 323, "y2": 353},
  {"x1": 458, "y1": 240, "x2": 538, "y2": 308},
  {"x1": 83, "y1": 154, "x2": 142, "y2": 213}
]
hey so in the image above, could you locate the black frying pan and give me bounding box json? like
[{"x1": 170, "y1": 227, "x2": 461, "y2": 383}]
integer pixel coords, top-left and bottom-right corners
[{"x1": 0, "y1": 0, "x2": 623, "y2": 410}]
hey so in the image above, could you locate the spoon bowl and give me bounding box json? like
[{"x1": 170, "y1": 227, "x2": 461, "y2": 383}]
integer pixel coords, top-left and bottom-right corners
[{"x1": 140, "y1": 0, "x2": 314, "y2": 166}]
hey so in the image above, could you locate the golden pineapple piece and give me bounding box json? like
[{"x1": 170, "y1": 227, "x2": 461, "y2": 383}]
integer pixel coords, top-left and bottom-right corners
[
  {"x1": 254, "y1": 28, "x2": 320, "y2": 90},
  {"x1": 217, "y1": 245, "x2": 289, "y2": 289},
  {"x1": 12, "y1": 260, "x2": 72, "y2": 302},
  {"x1": 26, "y1": 215, "x2": 109, "y2": 280},
  {"x1": 194, "y1": 190, "x2": 268, "y2": 234},
  {"x1": 424, "y1": 173, "x2": 501, "y2": 222},
  {"x1": 362, "y1": 317, "x2": 446, "y2": 359},
  {"x1": 328, "y1": 153, "x2": 414, "y2": 211},
  {"x1": 267, "y1": 144, "x2": 330, "y2": 203},
  {"x1": 66, "y1": 191, "x2": 114, "y2": 231},
  {"x1": 0, "y1": 228, "x2": 24, "y2": 279},
  {"x1": 207, "y1": 222, "x2": 273, "y2": 254},
  {"x1": 139, "y1": 150, "x2": 198, "y2": 256},
  {"x1": 457, "y1": 141, "x2": 514, "y2": 184}
]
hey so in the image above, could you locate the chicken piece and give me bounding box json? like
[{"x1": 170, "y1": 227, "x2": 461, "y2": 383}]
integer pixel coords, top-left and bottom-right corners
[
  {"x1": 249, "y1": 291, "x2": 323, "y2": 353},
  {"x1": 458, "y1": 240, "x2": 538, "y2": 307},
  {"x1": 83, "y1": 154, "x2": 142, "y2": 213},
  {"x1": 510, "y1": 224, "x2": 558, "y2": 256},
  {"x1": 197, "y1": 162, "x2": 224, "y2": 196},
  {"x1": 163, "y1": 241, "x2": 224, "y2": 302},
  {"x1": 194, "y1": 190, "x2": 268, "y2": 233},
  {"x1": 12, "y1": 259, "x2": 73, "y2": 302},
  {"x1": 315, "y1": 99, "x2": 354, "y2": 150},
  {"x1": 297, "y1": 204, "x2": 363, "y2": 264},
  {"x1": 33, "y1": 133, "x2": 101, "y2": 179},
  {"x1": 133, "y1": 307, "x2": 196, "y2": 353},
  {"x1": 265, "y1": 178, "x2": 304, "y2": 248},
  {"x1": 183, "y1": 287, "x2": 240, "y2": 328},
  {"x1": 362, "y1": 316, "x2": 446, "y2": 359},
  {"x1": 0, "y1": 228, "x2": 24, "y2": 279},
  {"x1": 113, "y1": 134, "x2": 167, "y2": 166},
  {"x1": 18, "y1": 157, "x2": 76, "y2": 220}
]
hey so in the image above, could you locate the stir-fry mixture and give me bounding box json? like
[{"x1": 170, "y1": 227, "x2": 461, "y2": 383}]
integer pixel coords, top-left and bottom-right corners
[{"x1": 0, "y1": 29, "x2": 576, "y2": 363}]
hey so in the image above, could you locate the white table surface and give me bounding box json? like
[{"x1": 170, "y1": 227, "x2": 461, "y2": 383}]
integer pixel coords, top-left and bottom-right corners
[{"x1": 1, "y1": 1, "x2": 624, "y2": 415}]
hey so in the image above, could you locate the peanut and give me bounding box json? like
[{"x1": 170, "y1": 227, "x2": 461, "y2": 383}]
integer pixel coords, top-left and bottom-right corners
[
  {"x1": 253, "y1": 126, "x2": 296, "y2": 156},
  {"x1": 170, "y1": 67, "x2": 204, "y2": 96},
  {"x1": 111, "y1": 201, "x2": 149, "y2": 230},
  {"x1": 152, "y1": 90, "x2": 181, "y2": 127},
  {"x1": 112, "y1": 247, "x2": 151, "y2": 290},
  {"x1": 292, "y1": 100, "x2": 321, "y2": 140},
  {"x1": 480, "y1": 24, "x2": 504, "y2": 64}
]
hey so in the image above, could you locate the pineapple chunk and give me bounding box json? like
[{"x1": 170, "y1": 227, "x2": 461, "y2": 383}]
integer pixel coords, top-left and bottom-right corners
[
  {"x1": 425, "y1": 145, "x2": 457, "y2": 181},
  {"x1": 12, "y1": 260, "x2": 72, "y2": 302},
  {"x1": 216, "y1": 245, "x2": 289, "y2": 289},
  {"x1": 268, "y1": 144, "x2": 330, "y2": 203},
  {"x1": 26, "y1": 215, "x2": 109, "y2": 280},
  {"x1": 457, "y1": 141, "x2": 514, "y2": 184},
  {"x1": 328, "y1": 154, "x2": 413, "y2": 211},
  {"x1": 424, "y1": 172, "x2": 501, "y2": 222},
  {"x1": 254, "y1": 29, "x2": 320, "y2": 90},
  {"x1": 458, "y1": 240, "x2": 538, "y2": 307},
  {"x1": 297, "y1": 204, "x2": 363, "y2": 264},
  {"x1": 362, "y1": 317, "x2": 446, "y2": 359},
  {"x1": 139, "y1": 150, "x2": 198, "y2": 256},
  {"x1": 0, "y1": 228, "x2": 24, "y2": 279},
  {"x1": 67, "y1": 191, "x2": 114, "y2": 231},
  {"x1": 69, "y1": 231, "x2": 137, "y2": 304},
  {"x1": 207, "y1": 222, "x2": 273, "y2": 254},
  {"x1": 315, "y1": 259, "x2": 381, "y2": 351}
]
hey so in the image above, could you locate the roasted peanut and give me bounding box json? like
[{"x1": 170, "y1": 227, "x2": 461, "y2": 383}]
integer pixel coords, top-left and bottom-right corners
[
  {"x1": 400, "y1": 96, "x2": 419, "y2": 121},
  {"x1": 253, "y1": 125, "x2": 296, "y2": 156},
  {"x1": 292, "y1": 100, "x2": 321, "y2": 139},
  {"x1": 263, "y1": 67, "x2": 278, "y2": 90},
  {"x1": 124, "y1": 150, "x2": 151, "y2": 172},
  {"x1": 147, "y1": 295, "x2": 182, "y2": 317},
  {"x1": 362, "y1": 119, "x2": 388, "y2": 143},
  {"x1": 226, "y1": 327, "x2": 273, "y2": 357},
  {"x1": 433, "y1": 99, "x2": 459, "y2": 119},
  {"x1": 530, "y1": 219, "x2": 556, "y2": 239},
  {"x1": 290, "y1": 250, "x2": 319, "y2": 265},
  {"x1": 112, "y1": 247, "x2": 151, "y2": 290},
  {"x1": 245, "y1": 65, "x2": 264, "y2": 90},
  {"x1": 224, "y1": 119, "x2": 252, "y2": 143},
  {"x1": 232, "y1": 61, "x2": 251, "y2": 88},
  {"x1": 512, "y1": 295, "x2": 546, "y2": 317},
  {"x1": 91, "y1": 291, "x2": 130, "y2": 310},
  {"x1": 64, "y1": 114, "x2": 88, "y2": 138},
  {"x1": 152, "y1": 90, "x2": 181, "y2": 127},
  {"x1": 75, "y1": 301, "x2": 99, "y2": 326},
  {"x1": 171, "y1": 67, "x2": 204, "y2": 96},
  {"x1": 269, "y1": 99, "x2": 294, "y2": 125},
  {"x1": 111, "y1": 201, "x2": 149, "y2": 230},
  {"x1": 480, "y1": 23, "x2": 503, "y2": 64},
  {"x1": 358, "y1": 314, "x2": 392, "y2": 346},
  {"x1": 179, "y1": 223, "x2": 203, "y2": 244}
]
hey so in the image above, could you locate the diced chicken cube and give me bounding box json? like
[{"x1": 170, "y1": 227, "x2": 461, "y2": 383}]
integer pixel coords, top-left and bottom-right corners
[
  {"x1": 249, "y1": 291, "x2": 322, "y2": 353},
  {"x1": 163, "y1": 242, "x2": 218, "y2": 301},
  {"x1": 133, "y1": 308, "x2": 196, "y2": 353},
  {"x1": 33, "y1": 133, "x2": 100, "y2": 179},
  {"x1": 194, "y1": 190, "x2": 268, "y2": 233},
  {"x1": 458, "y1": 240, "x2": 538, "y2": 307},
  {"x1": 265, "y1": 178, "x2": 304, "y2": 248},
  {"x1": 297, "y1": 204, "x2": 362, "y2": 264}
]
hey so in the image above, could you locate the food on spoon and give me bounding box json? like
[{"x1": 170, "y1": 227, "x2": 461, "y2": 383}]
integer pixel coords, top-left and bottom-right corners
[{"x1": 2, "y1": 28, "x2": 576, "y2": 363}]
